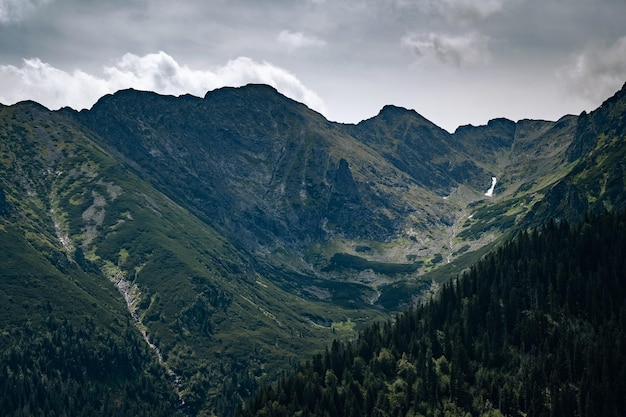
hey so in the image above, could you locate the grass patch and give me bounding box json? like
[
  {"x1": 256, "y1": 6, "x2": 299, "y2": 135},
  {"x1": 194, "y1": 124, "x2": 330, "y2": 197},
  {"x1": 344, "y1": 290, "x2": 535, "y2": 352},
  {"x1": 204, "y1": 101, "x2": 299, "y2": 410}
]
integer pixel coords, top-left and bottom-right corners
[{"x1": 331, "y1": 318, "x2": 356, "y2": 334}]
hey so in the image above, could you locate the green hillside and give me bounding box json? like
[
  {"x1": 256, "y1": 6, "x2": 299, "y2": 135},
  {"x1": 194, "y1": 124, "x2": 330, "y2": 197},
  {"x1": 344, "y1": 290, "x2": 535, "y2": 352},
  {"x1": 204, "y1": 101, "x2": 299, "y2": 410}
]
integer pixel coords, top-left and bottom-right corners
[{"x1": 0, "y1": 104, "x2": 181, "y2": 416}]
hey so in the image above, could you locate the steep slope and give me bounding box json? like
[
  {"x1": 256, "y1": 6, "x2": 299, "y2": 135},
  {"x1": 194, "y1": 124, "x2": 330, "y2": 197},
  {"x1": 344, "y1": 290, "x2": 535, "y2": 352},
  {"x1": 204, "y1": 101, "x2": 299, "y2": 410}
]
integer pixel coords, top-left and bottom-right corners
[
  {"x1": 240, "y1": 210, "x2": 626, "y2": 417},
  {"x1": 0, "y1": 100, "x2": 387, "y2": 416},
  {"x1": 446, "y1": 115, "x2": 579, "y2": 243},
  {"x1": 73, "y1": 85, "x2": 456, "y2": 248},
  {"x1": 525, "y1": 83, "x2": 626, "y2": 225},
  {"x1": 452, "y1": 115, "x2": 578, "y2": 193},
  {"x1": 0, "y1": 102, "x2": 181, "y2": 417}
]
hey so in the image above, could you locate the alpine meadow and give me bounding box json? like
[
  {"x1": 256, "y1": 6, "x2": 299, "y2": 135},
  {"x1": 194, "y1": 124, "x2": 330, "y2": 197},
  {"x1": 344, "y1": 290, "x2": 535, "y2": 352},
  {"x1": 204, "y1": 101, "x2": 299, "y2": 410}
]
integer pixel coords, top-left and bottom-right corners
[{"x1": 1, "y1": 82, "x2": 626, "y2": 417}]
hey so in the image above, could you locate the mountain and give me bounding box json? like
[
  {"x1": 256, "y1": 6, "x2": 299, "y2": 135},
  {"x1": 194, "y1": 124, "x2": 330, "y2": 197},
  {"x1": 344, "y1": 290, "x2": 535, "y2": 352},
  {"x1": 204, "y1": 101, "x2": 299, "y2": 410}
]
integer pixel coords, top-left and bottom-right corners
[
  {"x1": 239, "y1": 209, "x2": 626, "y2": 417},
  {"x1": 1, "y1": 82, "x2": 625, "y2": 416},
  {"x1": 66, "y1": 84, "x2": 590, "y2": 307},
  {"x1": 0, "y1": 97, "x2": 389, "y2": 416}
]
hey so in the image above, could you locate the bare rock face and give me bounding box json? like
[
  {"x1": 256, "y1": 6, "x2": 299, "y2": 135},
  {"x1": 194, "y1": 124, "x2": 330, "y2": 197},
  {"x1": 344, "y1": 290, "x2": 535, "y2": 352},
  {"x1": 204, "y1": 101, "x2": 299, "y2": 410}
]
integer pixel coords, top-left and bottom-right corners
[
  {"x1": 325, "y1": 158, "x2": 396, "y2": 240},
  {"x1": 75, "y1": 86, "x2": 441, "y2": 252},
  {"x1": 70, "y1": 83, "x2": 626, "y2": 267}
]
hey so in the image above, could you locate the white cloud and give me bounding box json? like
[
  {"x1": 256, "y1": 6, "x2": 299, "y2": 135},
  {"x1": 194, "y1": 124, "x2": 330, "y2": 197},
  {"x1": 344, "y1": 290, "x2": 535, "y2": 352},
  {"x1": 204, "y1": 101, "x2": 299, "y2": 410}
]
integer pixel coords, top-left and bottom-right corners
[
  {"x1": 402, "y1": 31, "x2": 491, "y2": 68},
  {"x1": 277, "y1": 30, "x2": 326, "y2": 51},
  {"x1": 0, "y1": 51, "x2": 327, "y2": 114},
  {"x1": 0, "y1": 0, "x2": 51, "y2": 23},
  {"x1": 561, "y1": 36, "x2": 626, "y2": 102},
  {"x1": 211, "y1": 56, "x2": 327, "y2": 113},
  {"x1": 0, "y1": 58, "x2": 110, "y2": 109}
]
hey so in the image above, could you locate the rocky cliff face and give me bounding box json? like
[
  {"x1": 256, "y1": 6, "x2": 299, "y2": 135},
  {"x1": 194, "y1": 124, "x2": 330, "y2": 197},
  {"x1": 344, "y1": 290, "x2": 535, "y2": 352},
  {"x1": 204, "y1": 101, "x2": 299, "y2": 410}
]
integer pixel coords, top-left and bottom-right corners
[
  {"x1": 73, "y1": 86, "x2": 452, "y2": 255},
  {"x1": 67, "y1": 83, "x2": 626, "y2": 278}
]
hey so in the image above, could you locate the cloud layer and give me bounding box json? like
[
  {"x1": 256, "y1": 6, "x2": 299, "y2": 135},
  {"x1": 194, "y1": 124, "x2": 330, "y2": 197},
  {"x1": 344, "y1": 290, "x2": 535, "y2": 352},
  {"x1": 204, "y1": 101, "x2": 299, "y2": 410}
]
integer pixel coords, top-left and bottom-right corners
[
  {"x1": 402, "y1": 31, "x2": 491, "y2": 68},
  {"x1": 0, "y1": 0, "x2": 51, "y2": 23},
  {"x1": 277, "y1": 30, "x2": 326, "y2": 51},
  {"x1": 0, "y1": 51, "x2": 327, "y2": 114},
  {"x1": 438, "y1": 0, "x2": 503, "y2": 24},
  {"x1": 562, "y1": 36, "x2": 626, "y2": 102}
]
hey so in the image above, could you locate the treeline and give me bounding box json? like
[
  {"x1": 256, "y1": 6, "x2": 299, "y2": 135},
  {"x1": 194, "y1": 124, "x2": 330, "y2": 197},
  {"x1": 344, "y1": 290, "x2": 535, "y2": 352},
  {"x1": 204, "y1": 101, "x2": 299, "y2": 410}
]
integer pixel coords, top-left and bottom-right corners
[
  {"x1": 0, "y1": 316, "x2": 181, "y2": 417},
  {"x1": 239, "y1": 211, "x2": 626, "y2": 417}
]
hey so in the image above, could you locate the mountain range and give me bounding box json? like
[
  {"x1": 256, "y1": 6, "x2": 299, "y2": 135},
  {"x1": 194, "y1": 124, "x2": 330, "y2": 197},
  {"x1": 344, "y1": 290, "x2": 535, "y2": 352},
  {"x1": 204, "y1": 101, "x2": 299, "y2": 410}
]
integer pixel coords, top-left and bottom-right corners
[{"x1": 1, "y1": 81, "x2": 625, "y2": 416}]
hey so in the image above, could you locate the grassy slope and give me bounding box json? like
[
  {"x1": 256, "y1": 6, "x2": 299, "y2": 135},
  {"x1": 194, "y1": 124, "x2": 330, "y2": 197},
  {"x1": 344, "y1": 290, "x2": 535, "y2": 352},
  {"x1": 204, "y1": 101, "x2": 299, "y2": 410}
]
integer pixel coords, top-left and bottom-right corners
[{"x1": 0, "y1": 104, "x2": 181, "y2": 416}]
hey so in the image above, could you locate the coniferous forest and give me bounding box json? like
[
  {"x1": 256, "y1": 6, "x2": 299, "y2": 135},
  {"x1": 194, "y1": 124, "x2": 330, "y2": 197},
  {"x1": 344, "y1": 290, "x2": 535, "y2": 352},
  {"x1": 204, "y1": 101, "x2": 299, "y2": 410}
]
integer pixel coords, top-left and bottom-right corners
[
  {"x1": 239, "y1": 211, "x2": 626, "y2": 417},
  {"x1": 0, "y1": 317, "x2": 181, "y2": 417}
]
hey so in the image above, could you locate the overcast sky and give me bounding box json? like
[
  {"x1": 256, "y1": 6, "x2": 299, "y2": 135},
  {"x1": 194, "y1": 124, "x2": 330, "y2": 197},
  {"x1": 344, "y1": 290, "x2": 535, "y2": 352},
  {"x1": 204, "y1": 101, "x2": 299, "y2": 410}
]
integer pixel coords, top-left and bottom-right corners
[{"x1": 1, "y1": 0, "x2": 625, "y2": 132}]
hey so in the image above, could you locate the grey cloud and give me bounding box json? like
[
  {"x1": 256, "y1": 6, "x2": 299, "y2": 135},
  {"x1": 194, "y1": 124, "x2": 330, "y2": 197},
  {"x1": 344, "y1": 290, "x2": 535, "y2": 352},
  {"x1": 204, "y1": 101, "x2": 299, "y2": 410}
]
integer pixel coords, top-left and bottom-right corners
[
  {"x1": 439, "y1": 0, "x2": 504, "y2": 25},
  {"x1": 0, "y1": 0, "x2": 52, "y2": 23},
  {"x1": 402, "y1": 31, "x2": 491, "y2": 68},
  {"x1": 561, "y1": 36, "x2": 626, "y2": 102},
  {"x1": 277, "y1": 30, "x2": 326, "y2": 51}
]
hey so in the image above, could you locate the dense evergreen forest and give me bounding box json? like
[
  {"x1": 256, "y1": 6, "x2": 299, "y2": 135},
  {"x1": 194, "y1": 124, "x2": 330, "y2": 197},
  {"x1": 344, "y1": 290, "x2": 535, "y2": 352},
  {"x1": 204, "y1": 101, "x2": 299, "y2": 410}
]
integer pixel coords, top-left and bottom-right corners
[
  {"x1": 240, "y1": 211, "x2": 626, "y2": 417},
  {"x1": 0, "y1": 317, "x2": 182, "y2": 417}
]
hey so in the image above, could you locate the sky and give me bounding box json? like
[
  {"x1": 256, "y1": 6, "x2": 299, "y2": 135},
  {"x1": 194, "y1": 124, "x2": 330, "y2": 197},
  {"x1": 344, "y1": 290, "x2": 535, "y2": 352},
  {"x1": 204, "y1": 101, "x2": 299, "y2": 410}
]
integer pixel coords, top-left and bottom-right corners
[{"x1": 0, "y1": 0, "x2": 625, "y2": 132}]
